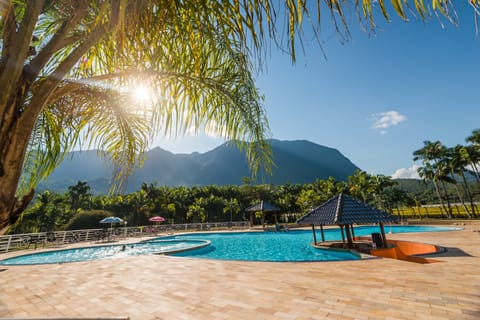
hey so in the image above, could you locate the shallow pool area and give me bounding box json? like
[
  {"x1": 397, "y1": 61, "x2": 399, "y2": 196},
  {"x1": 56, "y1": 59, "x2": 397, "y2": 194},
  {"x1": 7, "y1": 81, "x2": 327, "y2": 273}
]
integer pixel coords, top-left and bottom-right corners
[
  {"x1": 0, "y1": 225, "x2": 458, "y2": 265},
  {"x1": 0, "y1": 239, "x2": 209, "y2": 265}
]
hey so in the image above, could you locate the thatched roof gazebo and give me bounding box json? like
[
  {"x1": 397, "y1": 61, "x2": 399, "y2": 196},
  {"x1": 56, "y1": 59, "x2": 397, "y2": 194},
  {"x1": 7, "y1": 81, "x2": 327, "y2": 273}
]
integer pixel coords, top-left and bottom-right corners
[
  {"x1": 296, "y1": 193, "x2": 397, "y2": 248},
  {"x1": 245, "y1": 200, "x2": 280, "y2": 228}
]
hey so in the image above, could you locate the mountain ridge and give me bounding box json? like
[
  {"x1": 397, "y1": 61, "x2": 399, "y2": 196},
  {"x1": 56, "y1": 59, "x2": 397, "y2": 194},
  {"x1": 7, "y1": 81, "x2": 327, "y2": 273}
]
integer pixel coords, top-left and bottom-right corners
[{"x1": 38, "y1": 139, "x2": 360, "y2": 193}]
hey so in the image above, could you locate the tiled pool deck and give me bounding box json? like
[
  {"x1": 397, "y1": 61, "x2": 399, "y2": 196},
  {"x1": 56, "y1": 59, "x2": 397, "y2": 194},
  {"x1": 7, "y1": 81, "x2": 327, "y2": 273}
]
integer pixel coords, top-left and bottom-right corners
[{"x1": 0, "y1": 223, "x2": 479, "y2": 319}]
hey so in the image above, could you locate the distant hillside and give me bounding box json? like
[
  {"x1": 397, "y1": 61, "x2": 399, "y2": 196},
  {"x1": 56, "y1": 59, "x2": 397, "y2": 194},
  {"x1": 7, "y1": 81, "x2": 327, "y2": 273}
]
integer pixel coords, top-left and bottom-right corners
[{"x1": 37, "y1": 139, "x2": 360, "y2": 193}]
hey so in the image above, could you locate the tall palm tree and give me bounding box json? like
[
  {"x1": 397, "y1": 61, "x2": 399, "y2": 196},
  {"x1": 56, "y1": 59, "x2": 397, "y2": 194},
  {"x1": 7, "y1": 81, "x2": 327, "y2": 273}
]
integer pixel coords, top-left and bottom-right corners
[
  {"x1": 465, "y1": 129, "x2": 480, "y2": 182},
  {"x1": 463, "y1": 145, "x2": 480, "y2": 182},
  {"x1": 448, "y1": 145, "x2": 477, "y2": 217},
  {"x1": 67, "y1": 180, "x2": 92, "y2": 211},
  {"x1": 223, "y1": 198, "x2": 240, "y2": 223},
  {"x1": 413, "y1": 141, "x2": 452, "y2": 217},
  {"x1": 347, "y1": 170, "x2": 375, "y2": 203},
  {"x1": 439, "y1": 152, "x2": 471, "y2": 218},
  {"x1": 417, "y1": 163, "x2": 450, "y2": 218},
  {"x1": 0, "y1": 1, "x2": 474, "y2": 234},
  {"x1": 466, "y1": 129, "x2": 480, "y2": 145}
]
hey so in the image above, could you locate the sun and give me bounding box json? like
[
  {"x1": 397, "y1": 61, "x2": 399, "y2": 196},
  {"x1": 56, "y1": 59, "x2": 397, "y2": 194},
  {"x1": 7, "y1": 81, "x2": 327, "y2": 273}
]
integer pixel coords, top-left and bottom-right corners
[{"x1": 131, "y1": 85, "x2": 152, "y2": 103}]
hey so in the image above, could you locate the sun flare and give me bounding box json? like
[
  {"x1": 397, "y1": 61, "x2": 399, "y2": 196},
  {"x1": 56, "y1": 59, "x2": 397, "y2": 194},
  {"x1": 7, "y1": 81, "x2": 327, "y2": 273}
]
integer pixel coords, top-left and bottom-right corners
[{"x1": 132, "y1": 85, "x2": 151, "y2": 103}]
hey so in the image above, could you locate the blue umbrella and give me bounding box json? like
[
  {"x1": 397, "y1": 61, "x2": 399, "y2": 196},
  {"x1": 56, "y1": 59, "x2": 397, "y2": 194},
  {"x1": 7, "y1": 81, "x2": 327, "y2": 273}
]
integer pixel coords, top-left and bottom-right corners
[
  {"x1": 100, "y1": 216, "x2": 123, "y2": 231},
  {"x1": 100, "y1": 216, "x2": 123, "y2": 224}
]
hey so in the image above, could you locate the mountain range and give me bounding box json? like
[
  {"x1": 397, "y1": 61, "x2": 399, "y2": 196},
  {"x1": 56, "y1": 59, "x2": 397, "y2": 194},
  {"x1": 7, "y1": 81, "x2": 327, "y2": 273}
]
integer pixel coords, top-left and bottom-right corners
[{"x1": 37, "y1": 139, "x2": 360, "y2": 194}]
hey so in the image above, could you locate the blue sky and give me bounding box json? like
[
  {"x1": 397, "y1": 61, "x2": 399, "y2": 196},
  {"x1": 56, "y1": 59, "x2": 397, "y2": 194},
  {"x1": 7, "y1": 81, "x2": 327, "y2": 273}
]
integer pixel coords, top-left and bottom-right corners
[{"x1": 153, "y1": 4, "x2": 480, "y2": 178}]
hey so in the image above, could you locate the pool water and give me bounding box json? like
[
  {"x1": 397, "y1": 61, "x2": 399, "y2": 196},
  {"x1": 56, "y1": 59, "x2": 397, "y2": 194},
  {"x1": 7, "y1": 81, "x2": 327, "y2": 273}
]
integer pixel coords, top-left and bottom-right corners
[
  {"x1": 168, "y1": 230, "x2": 358, "y2": 261},
  {"x1": 0, "y1": 239, "x2": 208, "y2": 265},
  {"x1": 0, "y1": 225, "x2": 456, "y2": 265},
  {"x1": 167, "y1": 225, "x2": 455, "y2": 262}
]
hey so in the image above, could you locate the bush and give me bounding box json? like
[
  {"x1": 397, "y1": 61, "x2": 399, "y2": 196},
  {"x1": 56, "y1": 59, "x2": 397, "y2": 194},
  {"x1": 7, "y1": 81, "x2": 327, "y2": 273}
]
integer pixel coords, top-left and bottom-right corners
[{"x1": 63, "y1": 210, "x2": 115, "y2": 230}]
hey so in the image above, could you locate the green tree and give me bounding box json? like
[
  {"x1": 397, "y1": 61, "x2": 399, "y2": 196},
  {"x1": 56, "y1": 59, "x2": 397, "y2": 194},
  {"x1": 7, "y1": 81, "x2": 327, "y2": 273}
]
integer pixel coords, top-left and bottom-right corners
[
  {"x1": 0, "y1": 1, "x2": 473, "y2": 234},
  {"x1": 10, "y1": 189, "x2": 75, "y2": 233},
  {"x1": 223, "y1": 198, "x2": 240, "y2": 223},
  {"x1": 347, "y1": 170, "x2": 375, "y2": 203},
  {"x1": 0, "y1": 1, "x2": 271, "y2": 233},
  {"x1": 463, "y1": 145, "x2": 480, "y2": 182},
  {"x1": 314, "y1": 177, "x2": 345, "y2": 202},
  {"x1": 444, "y1": 145, "x2": 477, "y2": 217},
  {"x1": 413, "y1": 141, "x2": 453, "y2": 217},
  {"x1": 125, "y1": 189, "x2": 153, "y2": 226},
  {"x1": 465, "y1": 129, "x2": 480, "y2": 182},
  {"x1": 296, "y1": 187, "x2": 321, "y2": 213},
  {"x1": 67, "y1": 180, "x2": 92, "y2": 211},
  {"x1": 382, "y1": 187, "x2": 414, "y2": 218},
  {"x1": 187, "y1": 197, "x2": 207, "y2": 223}
]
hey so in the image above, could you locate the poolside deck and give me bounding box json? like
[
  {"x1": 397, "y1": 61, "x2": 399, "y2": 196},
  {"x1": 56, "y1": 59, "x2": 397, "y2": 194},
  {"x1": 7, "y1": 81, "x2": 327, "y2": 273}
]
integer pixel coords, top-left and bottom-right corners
[{"x1": 0, "y1": 223, "x2": 479, "y2": 319}]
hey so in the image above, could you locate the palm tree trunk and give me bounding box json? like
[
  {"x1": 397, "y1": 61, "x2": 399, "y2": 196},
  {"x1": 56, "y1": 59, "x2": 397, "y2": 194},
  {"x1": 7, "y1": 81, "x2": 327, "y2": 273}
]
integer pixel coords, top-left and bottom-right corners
[
  {"x1": 431, "y1": 180, "x2": 447, "y2": 218},
  {"x1": 439, "y1": 181, "x2": 453, "y2": 218},
  {"x1": 452, "y1": 182, "x2": 471, "y2": 218},
  {"x1": 469, "y1": 161, "x2": 480, "y2": 183},
  {"x1": 0, "y1": 99, "x2": 38, "y2": 233},
  {"x1": 460, "y1": 172, "x2": 477, "y2": 218}
]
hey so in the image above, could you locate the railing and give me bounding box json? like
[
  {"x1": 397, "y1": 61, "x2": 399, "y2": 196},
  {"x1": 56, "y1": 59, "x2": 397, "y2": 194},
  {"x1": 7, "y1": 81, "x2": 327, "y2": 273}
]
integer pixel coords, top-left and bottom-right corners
[{"x1": 0, "y1": 221, "x2": 249, "y2": 254}]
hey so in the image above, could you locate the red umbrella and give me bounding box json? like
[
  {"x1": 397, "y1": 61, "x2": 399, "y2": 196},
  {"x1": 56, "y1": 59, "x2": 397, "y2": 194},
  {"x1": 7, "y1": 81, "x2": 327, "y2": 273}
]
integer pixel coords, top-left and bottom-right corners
[{"x1": 149, "y1": 216, "x2": 166, "y2": 223}]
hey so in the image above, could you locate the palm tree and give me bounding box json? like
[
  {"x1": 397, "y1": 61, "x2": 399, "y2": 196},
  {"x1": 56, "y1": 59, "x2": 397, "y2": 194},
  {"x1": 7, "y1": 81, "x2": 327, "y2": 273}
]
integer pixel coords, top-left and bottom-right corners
[
  {"x1": 0, "y1": 1, "x2": 472, "y2": 234},
  {"x1": 223, "y1": 198, "x2": 240, "y2": 223},
  {"x1": 314, "y1": 177, "x2": 345, "y2": 202},
  {"x1": 67, "y1": 181, "x2": 92, "y2": 211},
  {"x1": 417, "y1": 163, "x2": 450, "y2": 218},
  {"x1": 370, "y1": 174, "x2": 396, "y2": 210},
  {"x1": 0, "y1": 1, "x2": 270, "y2": 233},
  {"x1": 463, "y1": 145, "x2": 480, "y2": 182},
  {"x1": 296, "y1": 187, "x2": 322, "y2": 213},
  {"x1": 447, "y1": 145, "x2": 477, "y2": 217},
  {"x1": 438, "y1": 154, "x2": 471, "y2": 218},
  {"x1": 347, "y1": 170, "x2": 375, "y2": 203},
  {"x1": 413, "y1": 141, "x2": 452, "y2": 217},
  {"x1": 125, "y1": 189, "x2": 153, "y2": 226},
  {"x1": 465, "y1": 129, "x2": 480, "y2": 182},
  {"x1": 466, "y1": 129, "x2": 480, "y2": 145}
]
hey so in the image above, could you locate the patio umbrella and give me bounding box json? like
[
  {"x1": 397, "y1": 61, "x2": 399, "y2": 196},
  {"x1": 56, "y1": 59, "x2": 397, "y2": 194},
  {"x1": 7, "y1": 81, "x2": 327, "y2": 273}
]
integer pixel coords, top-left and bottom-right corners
[
  {"x1": 100, "y1": 216, "x2": 123, "y2": 229},
  {"x1": 149, "y1": 216, "x2": 166, "y2": 223}
]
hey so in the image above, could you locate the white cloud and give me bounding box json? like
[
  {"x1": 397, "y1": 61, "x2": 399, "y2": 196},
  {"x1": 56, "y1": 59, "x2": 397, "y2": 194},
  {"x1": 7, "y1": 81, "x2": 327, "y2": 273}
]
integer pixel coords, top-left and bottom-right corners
[
  {"x1": 391, "y1": 165, "x2": 421, "y2": 179},
  {"x1": 371, "y1": 110, "x2": 407, "y2": 134}
]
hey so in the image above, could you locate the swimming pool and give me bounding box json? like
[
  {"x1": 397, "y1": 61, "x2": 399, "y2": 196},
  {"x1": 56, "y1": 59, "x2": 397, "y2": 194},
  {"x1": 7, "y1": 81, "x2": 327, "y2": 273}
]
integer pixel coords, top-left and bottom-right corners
[
  {"x1": 0, "y1": 239, "x2": 209, "y2": 265},
  {"x1": 0, "y1": 225, "x2": 457, "y2": 265},
  {"x1": 166, "y1": 225, "x2": 456, "y2": 261}
]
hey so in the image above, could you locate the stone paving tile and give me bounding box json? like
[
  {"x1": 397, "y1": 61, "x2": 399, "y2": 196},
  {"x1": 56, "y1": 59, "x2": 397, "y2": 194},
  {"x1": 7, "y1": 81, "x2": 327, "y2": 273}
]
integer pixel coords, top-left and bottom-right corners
[{"x1": 0, "y1": 224, "x2": 479, "y2": 319}]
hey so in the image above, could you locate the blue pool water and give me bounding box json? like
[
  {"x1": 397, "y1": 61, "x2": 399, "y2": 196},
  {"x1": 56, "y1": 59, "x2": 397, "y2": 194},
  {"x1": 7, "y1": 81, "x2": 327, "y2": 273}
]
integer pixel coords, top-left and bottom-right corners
[
  {"x1": 167, "y1": 225, "x2": 456, "y2": 262},
  {"x1": 0, "y1": 239, "x2": 209, "y2": 265},
  {"x1": 0, "y1": 225, "x2": 456, "y2": 265}
]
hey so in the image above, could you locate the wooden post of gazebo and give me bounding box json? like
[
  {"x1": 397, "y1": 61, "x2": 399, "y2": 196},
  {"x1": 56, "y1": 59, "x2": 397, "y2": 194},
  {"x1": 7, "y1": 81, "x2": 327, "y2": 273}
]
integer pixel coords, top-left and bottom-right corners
[
  {"x1": 344, "y1": 224, "x2": 353, "y2": 248},
  {"x1": 249, "y1": 212, "x2": 254, "y2": 228},
  {"x1": 339, "y1": 225, "x2": 345, "y2": 243},
  {"x1": 379, "y1": 222, "x2": 388, "y2": 248},
  {"x1": 311, "y1": 224, "x2": 317, "y2": 245},
  {"x1": 320, "y1": 225, "x2": 325, "y2": 242},
  {"x1": 350, "y1": 224, "x2": 356, "y2": 240}
]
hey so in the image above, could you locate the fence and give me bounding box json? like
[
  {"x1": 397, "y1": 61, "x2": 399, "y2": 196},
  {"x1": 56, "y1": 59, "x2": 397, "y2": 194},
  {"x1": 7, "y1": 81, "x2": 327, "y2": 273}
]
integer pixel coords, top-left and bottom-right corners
[{"x1": 0, "y1": 221, "x2": 249, "y2": 254}]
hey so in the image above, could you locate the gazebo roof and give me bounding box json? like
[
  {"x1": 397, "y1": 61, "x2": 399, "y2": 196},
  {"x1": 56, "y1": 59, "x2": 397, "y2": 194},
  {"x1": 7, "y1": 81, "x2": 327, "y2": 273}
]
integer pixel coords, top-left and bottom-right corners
[
  {"x1": 245, "y1": 200, "x2": 280, "y2": 212},
  {"x1": 296, "y1": 193, "x2": 397, "y2": 225}
]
